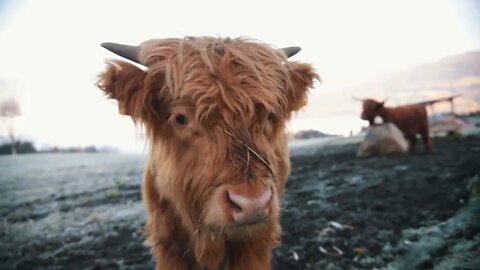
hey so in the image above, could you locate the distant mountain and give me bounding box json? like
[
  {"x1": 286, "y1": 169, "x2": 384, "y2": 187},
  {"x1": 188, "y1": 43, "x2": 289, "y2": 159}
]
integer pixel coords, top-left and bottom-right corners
[
  {"x1": 390, "y1": 51, "x2": 480, "y2": 86},
  {"x1": 379, "y1": 51, "x2": 480, "y2": 90},
  {"x1": 351, "y1": 51, "x2": 480, "y2": 109},
  {"x1": 304, "y1": 50, "x2": 480, "y2": 119}
]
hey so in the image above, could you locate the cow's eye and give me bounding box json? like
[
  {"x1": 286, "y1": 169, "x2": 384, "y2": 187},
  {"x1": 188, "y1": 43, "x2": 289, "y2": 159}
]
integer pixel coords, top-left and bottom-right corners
[
  {"x1": 175, "y1": 114, "x2": 189, "y2": 126},
  {"x1": 267, "y1": 112, "x2": 276, "y2": 122}
]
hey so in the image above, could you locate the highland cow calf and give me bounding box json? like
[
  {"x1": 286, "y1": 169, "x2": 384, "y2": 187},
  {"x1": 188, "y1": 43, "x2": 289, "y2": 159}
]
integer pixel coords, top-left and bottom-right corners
[
  {"x1": 360, "y1": 99, "x2": 432, "y2": 152},
  {"x1": 97, "y1": 37, "x2": 318, "y2": 270}
]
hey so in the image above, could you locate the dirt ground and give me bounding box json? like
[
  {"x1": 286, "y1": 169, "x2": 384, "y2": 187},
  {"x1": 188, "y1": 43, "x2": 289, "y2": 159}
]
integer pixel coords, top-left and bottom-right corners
[{"x1": 1, "y1": 137, "x2": 479, "y2": 270}]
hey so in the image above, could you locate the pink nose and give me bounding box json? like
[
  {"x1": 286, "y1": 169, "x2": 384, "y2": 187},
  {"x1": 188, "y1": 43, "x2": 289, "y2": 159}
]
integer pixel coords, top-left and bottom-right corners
[{"x1": 227, "y1": 187, "x2": 272, "y2": 225}]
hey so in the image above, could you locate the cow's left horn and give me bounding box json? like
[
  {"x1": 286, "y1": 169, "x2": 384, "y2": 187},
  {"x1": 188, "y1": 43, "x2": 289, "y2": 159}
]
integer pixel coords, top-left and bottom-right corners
[
  {"x1": 101, "y1": 42, "x2": 141, "y2": 64},
  {"x1": 281, "y1": 47, "x2": 301, "y2": 58}
]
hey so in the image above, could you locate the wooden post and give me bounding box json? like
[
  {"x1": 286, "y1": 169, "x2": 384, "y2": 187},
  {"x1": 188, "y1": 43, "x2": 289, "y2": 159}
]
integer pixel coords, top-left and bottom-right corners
[{"x1": 450, "y1": 98, "x2": 455, "y2": 116}]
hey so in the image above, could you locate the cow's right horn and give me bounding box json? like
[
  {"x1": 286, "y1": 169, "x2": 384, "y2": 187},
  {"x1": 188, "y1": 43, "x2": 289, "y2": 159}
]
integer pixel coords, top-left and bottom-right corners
[
  {"x1": 101, "y1": 42, "x2": 141, "y2": 64},
  {"x1": 281, "y1": 47, "x2": 301, "y2": 58}
]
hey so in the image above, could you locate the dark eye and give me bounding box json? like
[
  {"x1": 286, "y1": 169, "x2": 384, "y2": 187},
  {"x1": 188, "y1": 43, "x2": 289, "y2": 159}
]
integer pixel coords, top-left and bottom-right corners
[
  {"x1": 267, "y1": 112, "x2": 275, "y2": 122},
  {"x1": 175, "y1": 114, "x2": 188, "y2": 126}
]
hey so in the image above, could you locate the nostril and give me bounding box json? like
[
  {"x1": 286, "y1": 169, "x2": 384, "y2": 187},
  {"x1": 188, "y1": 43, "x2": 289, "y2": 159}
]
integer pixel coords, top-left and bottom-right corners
[
  {"x1": 225, "y1": 187, "x2": 273, "y2": 225},
  {"x1": 227, "y1": 188, "x2": 272, "y2": 211},
  {"x1": 226, "y1": 187, "x2": 273, "y2": 225}
]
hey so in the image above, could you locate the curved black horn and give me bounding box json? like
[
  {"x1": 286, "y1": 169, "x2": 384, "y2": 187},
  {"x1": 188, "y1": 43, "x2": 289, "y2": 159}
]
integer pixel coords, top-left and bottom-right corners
[
  {"x1": 281, "y1": 46, "x2": 301, "y2": 58},
  {"x1": 101, "y1": 42, "x2": 141, "y2": 64}
]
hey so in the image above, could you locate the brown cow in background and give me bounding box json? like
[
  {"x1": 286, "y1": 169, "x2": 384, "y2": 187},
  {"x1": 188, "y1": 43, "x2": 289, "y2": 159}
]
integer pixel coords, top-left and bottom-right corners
[
  {"x1": 97, "y1": 36, "x2": 319, "y2": 270},
  {"x1": 360, "y1": 99, "x2": 432, "y2": 152}
]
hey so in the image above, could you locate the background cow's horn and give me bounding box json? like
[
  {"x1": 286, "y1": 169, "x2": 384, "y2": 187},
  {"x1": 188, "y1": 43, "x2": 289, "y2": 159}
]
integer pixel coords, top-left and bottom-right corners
[
  {"x1": 281, "y1": 47, "x2": 301, "y2": 58},
  {"x1": 352, "y1": 96, "x2": 365, "y2": 101},
  {"x1": 101, "y1": 42, "x2": 141, "y2": 64}
]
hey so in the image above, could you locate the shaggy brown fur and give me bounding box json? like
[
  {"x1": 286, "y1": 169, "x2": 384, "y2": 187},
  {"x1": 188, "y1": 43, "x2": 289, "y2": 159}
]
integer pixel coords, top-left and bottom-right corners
[
  {"x1": 97, "y1": 37, "x2": 319, "y2": 270},
  {"x1": 360, "y1": 99, "x2": 432, "y2": 152}
]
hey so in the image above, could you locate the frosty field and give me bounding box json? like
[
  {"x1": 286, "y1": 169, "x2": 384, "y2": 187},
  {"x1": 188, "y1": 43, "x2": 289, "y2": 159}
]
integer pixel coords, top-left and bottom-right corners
[{"x1": 1, "y1": 137, "x2": 479, "y2": 269}]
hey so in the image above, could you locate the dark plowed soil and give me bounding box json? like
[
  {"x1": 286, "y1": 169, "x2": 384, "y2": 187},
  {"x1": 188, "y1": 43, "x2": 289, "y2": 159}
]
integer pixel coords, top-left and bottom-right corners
[
  {"x1": 1, "y1": 137, "x2": 479, "y2": 270},
  {"x1": 274, "y1": 137, "x2": 480, "y2": 270}
]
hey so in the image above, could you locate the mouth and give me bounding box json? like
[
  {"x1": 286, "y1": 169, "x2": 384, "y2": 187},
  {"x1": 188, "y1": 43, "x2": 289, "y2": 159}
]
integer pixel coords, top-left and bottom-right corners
[
  {"x1": 231, "y1": 217, "x2": 269, "y2": 227},
  {"x1": 205, "y1": 220, "x2": 271, "y2": 240},
  {"x1": 206, "y1": 216, "x2": 271, "y2": 234}
]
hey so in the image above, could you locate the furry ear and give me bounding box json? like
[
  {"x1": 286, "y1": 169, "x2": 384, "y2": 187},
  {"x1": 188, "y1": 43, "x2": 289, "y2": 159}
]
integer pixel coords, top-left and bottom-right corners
[
  {"x1": 97, "y1": 60, "x2": 147, "y2": 118},
  {"x1": 287, "y1": 63, "x2": 320, "y2": 112}
]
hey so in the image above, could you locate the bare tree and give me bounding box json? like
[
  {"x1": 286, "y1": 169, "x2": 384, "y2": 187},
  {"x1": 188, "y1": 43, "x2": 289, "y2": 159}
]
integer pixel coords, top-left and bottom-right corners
[{"x1": 0, "y1": 98, "x2": 21, "y2": 155}]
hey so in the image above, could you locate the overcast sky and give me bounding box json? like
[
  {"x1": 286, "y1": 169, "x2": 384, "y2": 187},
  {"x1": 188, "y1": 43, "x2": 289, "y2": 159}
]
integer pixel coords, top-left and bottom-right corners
[{"x1": 0, "y1": 0, "x2": 479, "y2": 152}]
